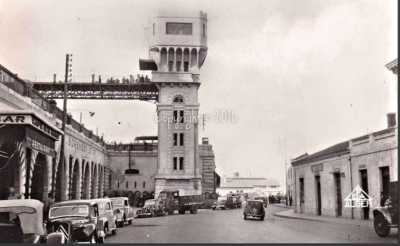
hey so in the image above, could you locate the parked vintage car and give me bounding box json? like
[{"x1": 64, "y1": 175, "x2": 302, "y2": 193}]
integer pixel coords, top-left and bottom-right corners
[
  {"x1": 91, "y1": 198, "x2": 118, "y2": 236},
  {"x1": 254, "y1": 196, "x2": 268, "y2": 207},
  {"x1": 110, "y1": 197, "x2": 134, "y2": 227},
  {"x1": 373, "y1": 181, "x2": 398, "y2": 237},
  {"x1": 47, "y1": 199, "x2": 107, "y2": 243},
  {"x1": 243, "y1": 200, "x2": 265, "y2": 221},
  {"x1": 212, "y1": 196, "x2": 234, "y2": 210},
  {"x1": 0, "y1": 199, "x2": 61, "y2": 243},
  {"x1": 136, "y1": 199, "x2": 165, "y2": 218}
]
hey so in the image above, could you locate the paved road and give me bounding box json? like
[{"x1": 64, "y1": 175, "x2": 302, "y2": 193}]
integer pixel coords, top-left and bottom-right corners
[{"x1": 106, "y1": 206, "x2": 397, "y2": 243}]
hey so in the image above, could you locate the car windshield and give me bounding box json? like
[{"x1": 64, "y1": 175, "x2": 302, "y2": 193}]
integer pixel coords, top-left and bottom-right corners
[
  {"x1": 111, "y1": 200, "x2": 124, "y2": 208},
  {"x1": 217, "y1": 197, "x2": 227, "y2": 202},
  {"x1": 247, "y1": 201, "x2": 262, "y2": 209},
  {"x1": 49, "y1": 205, "x2": 89, "y2": 218}
]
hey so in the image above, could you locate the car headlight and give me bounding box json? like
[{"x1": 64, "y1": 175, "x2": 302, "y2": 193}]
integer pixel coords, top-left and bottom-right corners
[{"x1": 83, "y1": 223, "x2": 96, "y2": 236}]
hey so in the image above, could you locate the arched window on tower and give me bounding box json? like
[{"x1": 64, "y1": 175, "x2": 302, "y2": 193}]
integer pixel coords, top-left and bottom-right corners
[{"x1": 173, "y1": 95, "x2": 184, "y2": 103}]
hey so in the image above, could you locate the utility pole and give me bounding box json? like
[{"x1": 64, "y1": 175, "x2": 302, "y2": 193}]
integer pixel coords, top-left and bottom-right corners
[
  {"x1": 202, "y1": 113, "x2": 206, "y2": 131},
  {"x1": 57, "y1": 53, "x2": 72, "y2": 201}
]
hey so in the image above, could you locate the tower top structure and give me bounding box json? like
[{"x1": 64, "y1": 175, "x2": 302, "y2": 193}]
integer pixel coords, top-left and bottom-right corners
[{"x1": 140, "y1": 11, "x2": 208, "y2": 83}]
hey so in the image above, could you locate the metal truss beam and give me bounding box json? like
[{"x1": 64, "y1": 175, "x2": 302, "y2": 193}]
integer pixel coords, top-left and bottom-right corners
[{"x1": 32, "y1": 82, "x2": 159, "y2": 101}]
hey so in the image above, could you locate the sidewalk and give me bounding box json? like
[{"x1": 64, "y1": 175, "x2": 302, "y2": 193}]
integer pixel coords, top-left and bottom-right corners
[{"x1": 273, "y1": 207, "x2": 371, "y2": 227}]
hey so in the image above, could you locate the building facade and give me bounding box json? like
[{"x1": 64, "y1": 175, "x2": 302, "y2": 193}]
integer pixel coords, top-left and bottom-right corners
[
  {"x1": 291, "y1": 116, "x2": 397, "y2": 219},
  {"x1": 217, "y1": 173, "x2": 281, "y2": 197},
  {"x1": 0, "y1": 64, "x2": 112, "y2": 202},
  {"x1": 199, "y1": 137, "x2": 216, "y2": 195},
  {"x1": 107, "y1": 137, "x2": 217, "y2": 196}
]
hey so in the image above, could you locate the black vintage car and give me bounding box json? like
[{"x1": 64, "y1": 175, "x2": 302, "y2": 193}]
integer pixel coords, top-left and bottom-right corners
[
  {"x1": 47, "y1": 200, "x2": 107, "y2": 243},
  {"x1": 373, "y1": 181, "x2": 398, "y2": 237},
  {"x1": 243, "y1": 200, "x2": 265, "y2": 221}
]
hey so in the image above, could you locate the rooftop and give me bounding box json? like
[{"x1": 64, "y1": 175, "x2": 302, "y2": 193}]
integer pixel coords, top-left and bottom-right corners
[
  {"x1": 291, "y1": 141, "x2": 349, "y2": 166},
  {"x1": 221, "y1": 177, "x2": 280, "y2": 188}
]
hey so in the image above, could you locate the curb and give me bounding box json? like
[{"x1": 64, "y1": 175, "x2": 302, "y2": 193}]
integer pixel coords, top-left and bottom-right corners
[
  {"x1": 273, "y1": 211, "x2": 371, "y2": 227},
  {"x1": 273, "y1": 212, "x2": 324, "y2": 223}
]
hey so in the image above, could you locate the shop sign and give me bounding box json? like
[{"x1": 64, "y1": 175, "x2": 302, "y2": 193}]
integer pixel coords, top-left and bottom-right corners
[
  {"x1": 0, "y1": 114, "x2": 31, "y2": 124},
  {"x1": 0, "y1": 113, "x2": 61, "y2": 140},
  {"x1": 26, "y1": 137, "x2": 55, "y2": 157}
]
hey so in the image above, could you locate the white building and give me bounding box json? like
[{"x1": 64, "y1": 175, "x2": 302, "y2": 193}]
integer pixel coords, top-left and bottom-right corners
[{"x1": 216, "y1": 173, "x2": 281, "y2": 197}]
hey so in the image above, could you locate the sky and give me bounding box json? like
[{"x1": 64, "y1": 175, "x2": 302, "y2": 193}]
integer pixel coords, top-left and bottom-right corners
[{"x1": 0, "y1": 0, "x2": 397, "y2": 188}]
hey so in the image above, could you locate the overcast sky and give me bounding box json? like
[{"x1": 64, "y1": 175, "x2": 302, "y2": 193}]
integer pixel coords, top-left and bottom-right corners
[{"x1": 0, "y1": 0, "x2": 397, "y2": 187}]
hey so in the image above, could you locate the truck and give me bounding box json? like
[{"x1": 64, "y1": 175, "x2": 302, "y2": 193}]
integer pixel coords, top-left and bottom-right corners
[
  {"x1": 228, "y1": 194, "x2": 242, "y2": 208},
  {"x1": 157, "y1": 190, "x2": 203, "y2": 215}
]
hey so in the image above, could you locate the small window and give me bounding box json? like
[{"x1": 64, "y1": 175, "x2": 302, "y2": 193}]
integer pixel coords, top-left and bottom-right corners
[
  {"x1": 124, "y1": 200, "x2": 128, "y2": 206},
  {"x1": 173, "y1": 133, "x2": 178, "y2": 146},
  {"x1": 184, "y1": 62, "x2": 189, "y2": 72},
  {"x1": 176, "y1": 61, "x2": 181, "y2": 72},
  {"x1": 143, "y1": 181, "x2": 146, "y2": 188},
  {"x1": 106, "y1": 202, "x2": 111, "y2": 210},
  {"x1": 166, "y1": 22, "x2": 192, "y2": 35},
  {"x1": 168, "y1": 61, "x2": 173, "y2": 72},
  {"x1": 179, "y1": 157, "x2": 184, "y2": 170},
  {"x1": 179, "y1": 111, "x2": 184, "y2": 123},
  {"x1": 117, "y1": 181, "x2": 120, "y2": 188},
  {"x1": 203, "y1": 23, "x2": 206, "y2": 37},
  {"x1": 134, "y1": 181, "x2": 137, "y2": 188},
  {"x1": 179, "y1": 133, "x2": 184, "y2": 146},
  {"x1": 173, "y1": 95, "x2": 184, "y2": 103},
  {"x1": 173, "y1": 110, "x2": 178, "y2": 123},
  {"x1": 125, "y1": 181, "x2": 129, "y2": 189},
  {"x1": 173, "y1": 157, "x2": 178, "y2": 170}
]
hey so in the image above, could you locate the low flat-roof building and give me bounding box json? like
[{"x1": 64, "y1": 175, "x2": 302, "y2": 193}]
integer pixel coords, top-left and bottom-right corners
[
  {"x1": 217, "y1": 173, "x2": 281, "y2": 197},
  {"x1": 291, "y1": 115, "x2": 397, "y2": 220}
]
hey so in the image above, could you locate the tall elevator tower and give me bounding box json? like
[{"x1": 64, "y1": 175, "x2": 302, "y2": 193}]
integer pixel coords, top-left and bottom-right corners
[{"x1": 140, "y1": 11, "x2": 208, "y2": 196}]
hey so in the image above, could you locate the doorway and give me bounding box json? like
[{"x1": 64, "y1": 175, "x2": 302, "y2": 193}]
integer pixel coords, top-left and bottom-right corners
[
  {"x1": 315, "y1": 175, "x2": 322, "y2": 216},
  {"x1": 359, "y1": 169, "x2": 369, "y2": 220},
  {"x1": 299, "y1": 178, "x2": 304, "y2": 213},
  {"x1": 30, "y1": 153, "x2": 48, "y2": 201},
  {"x1": 334, "y1": 172, "x2": 342, "y2": 217},
  {"x1": 380, "y1": 166, "x2": 390, "y2": 206}
]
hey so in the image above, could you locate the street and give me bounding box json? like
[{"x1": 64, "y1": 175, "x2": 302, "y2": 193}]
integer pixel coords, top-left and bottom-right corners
[{"x1": 106, "y1": 205, "x2": 397, "y2": 243}]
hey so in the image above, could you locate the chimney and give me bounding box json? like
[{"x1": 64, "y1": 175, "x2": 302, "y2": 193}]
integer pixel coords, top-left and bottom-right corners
[{"x1": 387, "y1": 113, "x2": 396, "y2": 128}]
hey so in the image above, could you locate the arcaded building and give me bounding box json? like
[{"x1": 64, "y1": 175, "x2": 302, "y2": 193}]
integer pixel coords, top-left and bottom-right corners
[{"x1": 0, "y1": 64, "x2": 112, "y2": 202}]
